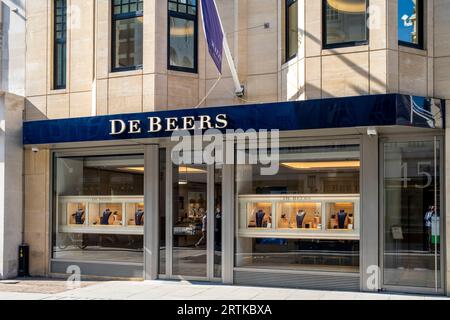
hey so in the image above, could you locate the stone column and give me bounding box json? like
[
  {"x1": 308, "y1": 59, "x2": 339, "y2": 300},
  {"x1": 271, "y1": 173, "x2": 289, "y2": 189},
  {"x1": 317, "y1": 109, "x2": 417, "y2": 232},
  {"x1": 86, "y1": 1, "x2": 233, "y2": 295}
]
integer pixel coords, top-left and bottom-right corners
[{"x1": 0, "y1": 93, "x2": 24, "y2": 279}]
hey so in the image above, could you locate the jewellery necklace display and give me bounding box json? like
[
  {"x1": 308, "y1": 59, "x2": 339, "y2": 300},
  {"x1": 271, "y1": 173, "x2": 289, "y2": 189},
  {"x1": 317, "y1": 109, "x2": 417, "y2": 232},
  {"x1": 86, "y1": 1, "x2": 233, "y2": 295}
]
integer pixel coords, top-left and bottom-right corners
[
  {"x1": 256, "y1": 210, "x2": 266, "y2": 228},
  {"x1": 135, "y1": 209, "x2": 144, "y2": 226},
  {"x1": 100, "y1": 209, "x2": 113, "y2": 225},
  {"x1": 338, "y1": 210, "x2": 347, "y2": 229},
  {"x1": 73, "y1": 209, "x2": 85, "y2": 225},
  {"x1": 296, "y1": 210, "x2": 306, "y2": 228}
]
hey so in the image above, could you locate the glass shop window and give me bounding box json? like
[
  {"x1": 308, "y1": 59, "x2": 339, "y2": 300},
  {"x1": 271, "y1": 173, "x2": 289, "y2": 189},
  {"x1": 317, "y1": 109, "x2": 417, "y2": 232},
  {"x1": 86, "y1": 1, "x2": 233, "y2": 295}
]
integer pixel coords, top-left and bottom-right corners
[
  {"x1": 323, "y1": 0, "x2": 368, "y2": 48},
  {"x1": 398, "y1": 0, "x2": 424, "y2": 49},
  {"x1": 168, "y1": 0, "x2": 198, "y2": 73},
  {"x1": 285, "y1": 0, "x2": 298, "y2": 62},
  {"x1": 53, "y1": 0, "x2": 67, "y2": 89},
  {"x1": 112, "y1": 0, "x2": 144, "y2": 71},
  {"x1": 236, "y1": 144, "x2": 361, "y2": 273},
  {"x1": 52, "y1": 154, "x2": 145, "y2": 264}
]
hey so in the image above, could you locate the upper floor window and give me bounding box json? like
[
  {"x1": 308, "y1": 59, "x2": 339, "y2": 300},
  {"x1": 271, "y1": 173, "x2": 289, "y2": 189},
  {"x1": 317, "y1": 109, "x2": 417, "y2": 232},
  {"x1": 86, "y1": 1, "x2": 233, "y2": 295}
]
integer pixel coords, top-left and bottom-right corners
[
  {"x1": 112, "y1": 0, "x2": 144, "y2": 72},
  {"x1": 54, "y1": 0, "x2": 67, "y2": 89},
  {"x1": 168, "y1": 0, "x2": 198, "y2": 73},
  {"x1": 286, "y1": 0, "x2": 298, "y2": 62},
  {"x1": 398, "y1": 0, "x2": 424, "y2": 49},
  {"x1": 323, "y1": 0, "x2": 368, "y2": 49}
]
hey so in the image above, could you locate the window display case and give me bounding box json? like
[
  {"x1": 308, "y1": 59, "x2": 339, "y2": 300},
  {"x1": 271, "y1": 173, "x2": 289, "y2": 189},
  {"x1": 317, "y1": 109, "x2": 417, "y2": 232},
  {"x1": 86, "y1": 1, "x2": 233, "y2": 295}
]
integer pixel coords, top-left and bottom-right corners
[
  {"x1": 238, "y1": 194, "x2": 360, "y2": 240},
  {"x1": 326, "y1": 202, "x2": 355, "y2": 231},
  {"x1": 57, "y1": 196, "x2": 145, "y2": 235}
]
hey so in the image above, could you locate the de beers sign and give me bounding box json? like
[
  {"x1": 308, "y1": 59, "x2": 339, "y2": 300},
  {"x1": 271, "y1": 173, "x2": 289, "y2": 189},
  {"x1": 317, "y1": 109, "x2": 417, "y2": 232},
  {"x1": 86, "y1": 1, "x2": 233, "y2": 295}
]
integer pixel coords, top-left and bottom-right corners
[{"x1": 109, "y1": 114, "x2": 229, "y2": 135}]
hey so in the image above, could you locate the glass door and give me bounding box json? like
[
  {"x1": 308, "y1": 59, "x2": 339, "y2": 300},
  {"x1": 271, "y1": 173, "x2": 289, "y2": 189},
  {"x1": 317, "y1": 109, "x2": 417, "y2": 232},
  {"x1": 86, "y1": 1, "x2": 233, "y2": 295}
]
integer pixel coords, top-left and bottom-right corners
[
  {"x1": 169, "y1": 161, "x2": 222, "y2": 281},
  {"x1": 382, "y1": 137, "x2": 443, "y2": 293}
]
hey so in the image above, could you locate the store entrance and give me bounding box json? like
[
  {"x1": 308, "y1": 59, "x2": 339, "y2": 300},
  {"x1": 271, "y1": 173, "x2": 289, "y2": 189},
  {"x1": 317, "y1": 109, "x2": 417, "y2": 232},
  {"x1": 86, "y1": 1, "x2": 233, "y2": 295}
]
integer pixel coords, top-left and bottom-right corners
[
  {"x1": 381, "y1": 137, "x2": 443, "y2": 294},
  {"x1": 168, "y1": 162, "x2": 222, "y2": 281}
]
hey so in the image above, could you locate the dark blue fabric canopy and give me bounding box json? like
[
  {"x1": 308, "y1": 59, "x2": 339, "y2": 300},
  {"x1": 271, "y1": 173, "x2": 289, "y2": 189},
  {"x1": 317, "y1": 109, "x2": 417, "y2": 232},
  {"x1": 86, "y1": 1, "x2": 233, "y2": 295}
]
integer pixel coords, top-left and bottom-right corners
[{"x1": 23, "y1": 94, "x2": 445, "y2": 145}]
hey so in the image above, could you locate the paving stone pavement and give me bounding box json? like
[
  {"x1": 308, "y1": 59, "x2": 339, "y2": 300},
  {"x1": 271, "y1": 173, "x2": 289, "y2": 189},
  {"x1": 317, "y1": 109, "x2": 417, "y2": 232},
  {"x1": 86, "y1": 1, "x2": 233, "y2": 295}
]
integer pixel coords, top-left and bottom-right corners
[{"x1": 0, "y1": 280, "x2": 448, "y2": 300}]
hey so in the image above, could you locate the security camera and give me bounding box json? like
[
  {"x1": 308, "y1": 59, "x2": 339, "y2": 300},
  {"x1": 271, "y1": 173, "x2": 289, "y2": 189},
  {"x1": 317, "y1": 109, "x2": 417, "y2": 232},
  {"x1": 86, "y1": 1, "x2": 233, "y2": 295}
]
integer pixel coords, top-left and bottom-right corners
[
  {"x1": 31, "y1": 147, "x2": 39, "y2": 153},
  {"x1": 367, "y1": 127, "x2": 378, "y2": 137},
  {"x1": 402, "y1": 14, "x2": 413, "y2": 27}
]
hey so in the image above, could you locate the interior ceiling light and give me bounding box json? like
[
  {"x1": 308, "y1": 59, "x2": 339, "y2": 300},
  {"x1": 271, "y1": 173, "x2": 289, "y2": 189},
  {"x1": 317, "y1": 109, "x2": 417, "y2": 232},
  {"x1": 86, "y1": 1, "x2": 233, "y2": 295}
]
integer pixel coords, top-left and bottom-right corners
[
  {"x1": 178, "y1": 166, "x2": 207, "y2": 174},
  {"x1": 327, "y1": 0, "x2": 366, "y2": 13},
  {"x1": 169, "y1": 26, "x2": 195, "y2": 36},
  {"x1": 119, "y1": 167, "x2": 144, "y2": 173},
  {"x1": 281, "y1": 161, "x2": 361, "y2": 170},
  {"x1": 118, "y1": 166, "x2": 206, "y2": 174}
]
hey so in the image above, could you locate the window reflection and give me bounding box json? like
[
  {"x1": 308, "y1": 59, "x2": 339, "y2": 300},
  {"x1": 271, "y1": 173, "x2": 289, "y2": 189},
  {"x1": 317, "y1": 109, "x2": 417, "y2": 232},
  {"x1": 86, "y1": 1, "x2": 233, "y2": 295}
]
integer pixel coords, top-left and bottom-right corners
[
  {"x1": 398, "y1": 0, "x2": 423, "y2": 47},
  {"x1": 286, "y1": 0, "x2": 298, "y2": 61},
  {"x1": 112, "y1": 0, "x2": 144, "y2": 71},
  {"x1": 169, "y1": 17, "x2": 195, "y2": 69},
  {"x1": 168, "y1": 0, "x2": 197, "y2": 72},
  {"x1": 324, "y1": 0, "x2": 367, "y2": 47}
]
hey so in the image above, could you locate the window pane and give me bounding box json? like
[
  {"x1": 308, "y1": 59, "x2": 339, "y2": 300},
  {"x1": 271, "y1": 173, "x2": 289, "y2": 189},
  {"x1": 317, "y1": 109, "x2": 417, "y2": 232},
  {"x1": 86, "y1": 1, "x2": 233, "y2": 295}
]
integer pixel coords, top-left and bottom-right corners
[
  {"x1": 113, "y1": 16, "x2": 143, "y2": 69},
  {"x1": 287, "y1": 0, "x2": 298, "y2": 60},
  {"x1": 383, "y1": 141, "x2": 442, "y2": 289},
  {"x1": 168, "y1": 0, "x2": 197, "y2": 16},
  {"x1": 324, "y1": 0, "x2": 367, "y2": 46},
  {"x1": 214, "y1": 165, "x2": 223, "y2": 278},
  {"x1": 54, "y1": 0, "x2": 67, "y2": 89},
  {"x1": 398, "y1": 0, "x2": 421, "y2": 45},
  {"x1": 159, "y1": 149, "x2": 167, "y2": 275},
  {"x1": 169, "y1": 16, "x2": 195, "y2": 70},
  {"x1": 52, "y1": 155, "x2": 145, "y2": 264},
  {"x1": 112, "y1": 0, "x2": 143, "y2": 15},
  {"x1": 172, "y1": 164, "x2": 208, "y2": 277},
  {"x1": 235, "y1": 145, "x2": 361, "y2": 273}
]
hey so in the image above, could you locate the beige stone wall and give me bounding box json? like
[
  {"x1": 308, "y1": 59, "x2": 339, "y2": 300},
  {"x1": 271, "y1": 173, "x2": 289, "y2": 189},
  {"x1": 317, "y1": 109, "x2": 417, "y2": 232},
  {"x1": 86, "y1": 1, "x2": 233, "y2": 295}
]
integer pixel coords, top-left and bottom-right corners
[
  {"x1": 24, "y1": 0, "x2": 298, "y2": 119},
  {"x1": 26, "y1": 0, "x2": 95, "y2": 120},
  {"x1": 24, "y1": 149, "x2": 50, "y2": 276},
  {"x1": 24, "y1": 0, "x2": 443, "y2": 117},
  {"x1": 299, "y1": 0, "x2": 434, "y2": 99}
]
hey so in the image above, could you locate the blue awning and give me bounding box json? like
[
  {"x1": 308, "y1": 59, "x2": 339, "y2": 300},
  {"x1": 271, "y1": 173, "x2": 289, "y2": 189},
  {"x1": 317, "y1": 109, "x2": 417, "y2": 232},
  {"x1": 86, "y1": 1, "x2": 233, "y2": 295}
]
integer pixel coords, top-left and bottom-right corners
[{"x1": 23, "y1": 94, "x2": 445, "y2": 145}]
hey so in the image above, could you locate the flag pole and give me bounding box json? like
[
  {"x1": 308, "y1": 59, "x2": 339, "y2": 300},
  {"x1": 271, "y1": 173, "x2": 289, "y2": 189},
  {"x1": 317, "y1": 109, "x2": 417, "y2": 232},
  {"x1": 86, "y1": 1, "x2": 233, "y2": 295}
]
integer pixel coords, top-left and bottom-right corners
[{"x1": 210, "y1": 0, "x2": 245, "y2": 97}]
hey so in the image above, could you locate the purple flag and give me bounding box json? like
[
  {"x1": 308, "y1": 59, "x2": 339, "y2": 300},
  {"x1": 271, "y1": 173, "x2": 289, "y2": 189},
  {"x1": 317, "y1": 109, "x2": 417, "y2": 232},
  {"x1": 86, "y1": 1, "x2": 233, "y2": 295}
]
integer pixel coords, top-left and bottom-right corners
[{"x1": 201, "y1": 0, "x2": 224, "y2": 73}]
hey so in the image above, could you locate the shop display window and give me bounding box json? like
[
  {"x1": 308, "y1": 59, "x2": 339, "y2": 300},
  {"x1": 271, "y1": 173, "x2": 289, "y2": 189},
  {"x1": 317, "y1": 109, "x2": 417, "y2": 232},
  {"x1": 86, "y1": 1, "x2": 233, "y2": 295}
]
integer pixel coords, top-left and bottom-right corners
[
  {"x1": 53, "y1": 154, "x2": 145, "y2": 264},
  {"x1": 236, "y1": 144, "x2": 361, "y2": 273},
  {"x1": 277, "y1": 202, "x2": 321, "y2": 230},
  {"x1": 58, "y1": 197, "x2": 144, "y2": 231}
]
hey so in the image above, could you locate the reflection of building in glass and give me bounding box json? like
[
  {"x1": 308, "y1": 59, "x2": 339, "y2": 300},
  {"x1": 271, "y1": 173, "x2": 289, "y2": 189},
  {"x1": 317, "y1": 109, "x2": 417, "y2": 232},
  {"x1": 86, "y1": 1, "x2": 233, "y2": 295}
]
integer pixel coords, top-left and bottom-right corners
[
  {"x1": 325, "y1": 0, "x2": 367, "y2": 46},
  {"x1": 401, "y1": 0, "x2": 418, "y2": 44}
]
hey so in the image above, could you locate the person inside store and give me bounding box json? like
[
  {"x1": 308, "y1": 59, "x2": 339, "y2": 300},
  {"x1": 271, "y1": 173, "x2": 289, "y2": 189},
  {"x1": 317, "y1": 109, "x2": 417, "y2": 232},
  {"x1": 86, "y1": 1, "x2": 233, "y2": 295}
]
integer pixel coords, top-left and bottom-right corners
[
  {"x1": 424, "y1": 206, "x2": 435, "y2": 252},
  {"x1": 214, "y1": 206, "x2": 222, "y2": 251},
  {"x1": 195, "y1": 213, "x2": 207, "y2": 248}
]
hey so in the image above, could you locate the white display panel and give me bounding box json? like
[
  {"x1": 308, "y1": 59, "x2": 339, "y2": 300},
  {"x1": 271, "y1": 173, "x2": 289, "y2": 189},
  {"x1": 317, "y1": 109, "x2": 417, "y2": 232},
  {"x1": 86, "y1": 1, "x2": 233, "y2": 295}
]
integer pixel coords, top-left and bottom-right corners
[{"x1": 238, "y1": 194, "x2": 360, "y2": 240}]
